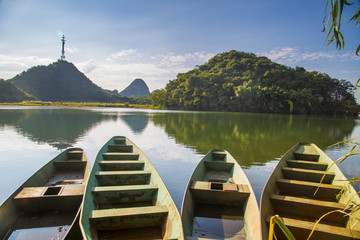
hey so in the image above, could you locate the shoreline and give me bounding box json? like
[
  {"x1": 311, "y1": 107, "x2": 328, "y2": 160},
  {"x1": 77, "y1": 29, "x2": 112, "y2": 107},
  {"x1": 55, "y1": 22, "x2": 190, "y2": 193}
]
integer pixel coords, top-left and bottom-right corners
[{"x1": 0, "y1": 101, "x2": 158, "y2": 110}]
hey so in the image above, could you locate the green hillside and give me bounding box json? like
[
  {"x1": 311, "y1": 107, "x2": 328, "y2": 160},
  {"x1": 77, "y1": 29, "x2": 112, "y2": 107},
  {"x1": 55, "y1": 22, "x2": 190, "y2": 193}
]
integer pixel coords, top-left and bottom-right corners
[
  {"x1": 0, "y1": 79, "x2": 38, "y2": 102},
  {"x1": 9, "y1": 60, "x2": 133, "y2": 103},
  {"x1": 151, "y1": 50, "x2": 358, "y2": 116},
  {"x1": 120, "y1": 78, "x2": 150, "y2": 97}
]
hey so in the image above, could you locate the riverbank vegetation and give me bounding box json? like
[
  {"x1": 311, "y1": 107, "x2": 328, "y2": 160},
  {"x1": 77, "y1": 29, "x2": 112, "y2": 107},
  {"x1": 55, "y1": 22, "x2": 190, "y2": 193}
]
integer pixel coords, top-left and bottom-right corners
[{"x1": 150, "y1": 51, "x2": 358, "y2": 116}]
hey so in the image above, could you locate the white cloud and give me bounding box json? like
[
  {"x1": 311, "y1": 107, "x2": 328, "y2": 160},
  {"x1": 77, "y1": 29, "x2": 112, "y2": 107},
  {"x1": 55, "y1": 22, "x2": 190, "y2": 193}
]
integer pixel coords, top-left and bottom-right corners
[
  {"x1": 65, "y1": 46, "x2": 79, "y2": 54},
  {"x1": 260, "y1": 47, "x2": 359, "y2": 65},
  {"x1": 77, "y1": 59, "x2": 97, "y2": 74},
  {"x1": 157, "y1": 51, "x2": 215, "y2": 67},
  {"x1": 74, "y1": 50, "x2": 215, "y2": 91},
  {"x1": 0, "y1": 54, "x2": 54, "y2": 79},
  {"x1": 110, "y1": 49, "x2": 141, "y2": 60},
  {"x1": 56, "y1": 30, "x2": 63, "y2": 38}
]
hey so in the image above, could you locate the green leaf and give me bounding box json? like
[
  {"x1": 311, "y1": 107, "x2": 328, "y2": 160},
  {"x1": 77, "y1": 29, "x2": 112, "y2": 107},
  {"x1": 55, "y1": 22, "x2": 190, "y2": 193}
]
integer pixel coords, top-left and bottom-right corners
[
  {"x1": 273, "y1": 215, "x2": 296, "y2": 240},
  {"x1": 332, "y1": 1, "x2": 339, "y2": 25}
]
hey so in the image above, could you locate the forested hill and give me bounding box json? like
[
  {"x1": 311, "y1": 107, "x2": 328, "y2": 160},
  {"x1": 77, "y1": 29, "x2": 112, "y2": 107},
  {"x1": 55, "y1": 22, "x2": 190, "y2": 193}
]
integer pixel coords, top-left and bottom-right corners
[
  {"x1": 9, "y1": 60, "x2": 133, "y2": 103},
  {"x1": 0, "y1": 79, "x2": 38, "y2": 102},
  {"x1": 150, "y1": 50, "x2": 358, "y2": 116}
]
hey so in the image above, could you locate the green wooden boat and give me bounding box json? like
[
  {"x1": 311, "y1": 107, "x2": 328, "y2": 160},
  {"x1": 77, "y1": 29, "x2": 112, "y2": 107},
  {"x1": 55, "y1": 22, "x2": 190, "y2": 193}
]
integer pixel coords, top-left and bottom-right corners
[
  {"x1": 260, "y1": 142, "x2": 360, "y2": 240},
  {"x1": 80, "y1": 136, "x2": 184, "y2": 240},
  {"x1": 0, "y1": 148, "x2": 89, "y2": 240},
  {"x1": 181, "y1": 149, "x2": 261, "y2": 240}
]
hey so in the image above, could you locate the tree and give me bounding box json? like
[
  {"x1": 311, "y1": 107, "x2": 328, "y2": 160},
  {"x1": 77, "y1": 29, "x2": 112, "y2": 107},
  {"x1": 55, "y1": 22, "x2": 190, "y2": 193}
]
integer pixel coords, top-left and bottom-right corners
[{"x1": 323, "y1": 0, "x2": 360, "y2": 55}]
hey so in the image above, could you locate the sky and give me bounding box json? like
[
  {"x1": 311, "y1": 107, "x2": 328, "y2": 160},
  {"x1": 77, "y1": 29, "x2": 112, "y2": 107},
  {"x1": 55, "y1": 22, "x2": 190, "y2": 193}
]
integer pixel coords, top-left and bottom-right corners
[{"x1": 0, "y1": 0, "x2": 359, "y2": 92}]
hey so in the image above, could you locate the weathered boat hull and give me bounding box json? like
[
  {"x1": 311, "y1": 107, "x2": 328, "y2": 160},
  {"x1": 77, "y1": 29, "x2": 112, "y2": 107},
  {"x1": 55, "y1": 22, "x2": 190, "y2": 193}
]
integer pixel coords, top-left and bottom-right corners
[
  {"x1": 260, "y1": 142, "x2": 360, "y2": 240},
  {"x1": 181, "y1": 149, "x2": 261, "y2": 240},
  {"x1": 0, "y1": 148, "x2": 89, "y2": 240},
  {"x1": 80, "y1": 136, "x2": 184, "y2": 240}
]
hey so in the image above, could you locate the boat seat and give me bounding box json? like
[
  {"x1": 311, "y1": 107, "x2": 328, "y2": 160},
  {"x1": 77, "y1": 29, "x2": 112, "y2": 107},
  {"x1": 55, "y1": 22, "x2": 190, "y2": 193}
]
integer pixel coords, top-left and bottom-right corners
[
  {"x1": 282, "y1": 167, "x2": 335, "y2": 184},
  {"x1": 270, "y1": 194, "x2": 347, "y2": 225},
  {"x1": 276, "y1": 179, "x2": 342, "y2": 202},
  {"x1": 95, "y1": 170, "x2": 151, "y2": 186},
  {"x1": 293, "y1": 153, "x2": 320, "y2": 162},
  {"x1": 89, "y1": 205, "x2": 168, "y2": 231},
  {"x1": 66, "y1": 150, "x2": 83, "y2": 160},
  {"x1": 113, "y1": 138, "x2": 126, "y2": 145},
  {"x1": 92, "y1": 184, "x2": 158, "y2": 204},
  {"x1": 13, "y1": 185, "x2": 84, "y2": 212},
  {"x1": 286, "y1": 159, "x2": 328, "y2": 171},
  {"x1": 99, "y1": 160, "x2": 145, "y2": 171},
  {"x1": 204, "y1": 160, "x2": 234, "y2": 171},
  {"x1": 108, "y1": 144, "x2": 133, "y2": 153},
  {"x1": 102, "y1": 153, "x2": 139, "y2": 160},
  {"x1": 15, "y1": 185, "x2": 85, "y2": 199},
  {"x1": 266, "y1": 215, "x2": 360, "y2": 240},
  {"x1": 53, "y1": 160, "x2": 87, "y2": 170},
  {"x1": 190, "y1": 181, "x2": 250, "y2": 205}
]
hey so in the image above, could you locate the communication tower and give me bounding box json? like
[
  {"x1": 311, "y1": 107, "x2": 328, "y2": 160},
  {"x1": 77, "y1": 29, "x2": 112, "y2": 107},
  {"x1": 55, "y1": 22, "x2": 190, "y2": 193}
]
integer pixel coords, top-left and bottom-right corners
[{"x1": 61, "y1": 35, "x2": 66, "y2": 60}]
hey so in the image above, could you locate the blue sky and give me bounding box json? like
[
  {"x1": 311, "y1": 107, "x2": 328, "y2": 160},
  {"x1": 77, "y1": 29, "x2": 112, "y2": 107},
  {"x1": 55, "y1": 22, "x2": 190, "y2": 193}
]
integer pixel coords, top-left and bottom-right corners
[{"x1": 0, "y1": 0, "x2": 359, "y2": 92}]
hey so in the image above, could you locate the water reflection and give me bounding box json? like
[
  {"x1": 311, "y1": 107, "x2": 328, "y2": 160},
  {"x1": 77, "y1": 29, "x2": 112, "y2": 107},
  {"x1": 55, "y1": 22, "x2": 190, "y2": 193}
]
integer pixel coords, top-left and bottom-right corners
[
  {"x1": 0, "y1": 108, "x2": 117, "y2": 149},
  {"x1": 119, "y1": 112, "x2": 149, "y2": 134},
  {"x1": 150, "y1": 112, "x2": 356, "y2": 166},
  {"x1": 0, "y1": 107, "x2": 358, "y2": 208}
]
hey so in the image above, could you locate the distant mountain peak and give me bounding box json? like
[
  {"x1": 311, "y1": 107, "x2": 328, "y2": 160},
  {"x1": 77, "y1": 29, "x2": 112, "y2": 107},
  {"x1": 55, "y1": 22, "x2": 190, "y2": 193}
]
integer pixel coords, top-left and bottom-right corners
[{"x1": 120, "y1": 78, "x2": 150, "y2": 97}]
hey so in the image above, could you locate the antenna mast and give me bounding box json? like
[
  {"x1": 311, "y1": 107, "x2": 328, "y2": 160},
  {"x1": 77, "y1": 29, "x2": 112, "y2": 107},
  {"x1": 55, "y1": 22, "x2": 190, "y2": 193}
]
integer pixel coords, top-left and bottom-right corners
[{"x1": 61, "y1": 35, "x2": 66, "y2": 60}]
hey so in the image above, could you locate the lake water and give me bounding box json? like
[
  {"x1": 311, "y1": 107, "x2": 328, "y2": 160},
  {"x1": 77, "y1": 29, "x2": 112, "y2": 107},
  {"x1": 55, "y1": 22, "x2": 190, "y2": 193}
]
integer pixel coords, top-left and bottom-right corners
[{"x1": 0, "y1": 106, "x2": 359, "y2": 210}]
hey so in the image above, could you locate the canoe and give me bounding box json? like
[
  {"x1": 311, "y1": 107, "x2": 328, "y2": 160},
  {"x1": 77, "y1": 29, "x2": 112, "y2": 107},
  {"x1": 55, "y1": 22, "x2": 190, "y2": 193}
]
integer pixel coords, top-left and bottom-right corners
[
  {"x1": 260, "y1": 142, "x2": 360, "y2": 240},
  {"x1": 0, "y1": 148, "x2": 89, "y2": 240},
  {"x1": 181, "y1": 149, "x2": 261, "y2": 240},
  {"x1": 80, "y1": 136, "x2": 184, "y2": 240}
]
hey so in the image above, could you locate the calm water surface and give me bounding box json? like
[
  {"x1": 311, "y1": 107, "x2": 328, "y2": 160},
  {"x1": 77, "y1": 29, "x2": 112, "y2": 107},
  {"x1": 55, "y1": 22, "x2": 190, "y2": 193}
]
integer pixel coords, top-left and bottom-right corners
[{"x1": 0, "y1": 106, "x2": 359, "y2": 209}]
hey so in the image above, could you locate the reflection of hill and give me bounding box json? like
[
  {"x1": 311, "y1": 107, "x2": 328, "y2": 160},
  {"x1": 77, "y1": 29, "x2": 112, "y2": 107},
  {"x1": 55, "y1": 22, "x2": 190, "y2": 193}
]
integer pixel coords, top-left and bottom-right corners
[
  {"x1": 0, "y1": 108, "x2": 117, "y2": 149},
  {"x1": 119, "y1": 112, "x2": 149, "y2": 134},
  {"x1": 150, "y1": 112, "x2": 356, "y2": 167}
]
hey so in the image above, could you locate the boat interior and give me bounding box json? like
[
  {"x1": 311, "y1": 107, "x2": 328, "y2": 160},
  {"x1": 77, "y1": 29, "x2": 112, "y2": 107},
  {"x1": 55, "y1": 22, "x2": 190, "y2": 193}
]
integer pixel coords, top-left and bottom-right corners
[
  {"x1": 4, "y1": 149, "x2": 87, "y2": 240},
  {"x1": 263, "y1": 143, "x2": 360, "y2": 240},
  {"x1": 188, "y1": 151, "x2": 251, "y2": 239},
  {"x1": 83, "y1": 137, "x2": 180, "y2": 240}
]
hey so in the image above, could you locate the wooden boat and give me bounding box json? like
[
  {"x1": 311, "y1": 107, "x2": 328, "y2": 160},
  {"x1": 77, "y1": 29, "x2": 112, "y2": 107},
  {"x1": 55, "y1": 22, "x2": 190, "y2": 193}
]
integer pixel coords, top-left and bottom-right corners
[
  {"x1": 181, "y1": 149, "x2": 261, "y2": 240},
  {"x1": 260, "y1": 142, "x2": 360, "y2": 240},
  {"x1": 0, "y1": 148, "x2": 89, "y2": 240},
  {"x1": 80, "y1": 136, "x2": 184, "y2": 240}
]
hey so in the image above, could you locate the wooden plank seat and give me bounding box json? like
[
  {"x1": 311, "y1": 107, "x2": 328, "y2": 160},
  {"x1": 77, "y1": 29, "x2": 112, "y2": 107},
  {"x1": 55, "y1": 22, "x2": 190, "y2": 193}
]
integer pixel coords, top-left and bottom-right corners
[
  {"x1": 286, "y1": 159, "x2": 328, "y2": 171},
  {"x1": 95, "y1": 171, "x2": 151, "y2": 186},
  {"x1": 102, "y1": 153, "x2": 139, "y2": 160},
  {"x1": 53, "y1": 160, "x2": 87, "y2": 170},
  {"x1": 99, "y1": 160, "x2": 145, "y2": 171},
  {"x1": 211, "y1": 152, "x2": 227, "y2": 161},
  {"x1": 13, "y1": 185, "x2": 85, "y2": 212},
  {"x1": 204, "y1": 160, "x2": 234, "y2": 171},
  {"x1": 270, "y1": 194, "x2": 347, "y2": 225},
  {"x1": 190, "y1": 181, "x2": 250, "y2": 205},
  {"x1": 15, "y1": 185, "x2": 85, "y2": 199},
  {"x1": 282, "y1": 167, "x2": 335, "y2": 183},
  {"x1": 266, "y1": 216, "x2": 360, "y2": 240},
  {"x1": 113, "y1": 138, "x2": 126, "y2": 145},
  {"x1": 276, "y1": 179, "x2": 342, "y2": 202},
  {"x1": 293, "y1": 153, "x2": 320, "y2": 162},
  {"x1": 92, "y1": 184, "x2": 158, "y2": 204},
  {"x1": 108, "y1": 144, "x2": 133, "y2": 153},
  {"x1": 89, "y1": 205, "x2": 168, "y2": 231},
  {"x1": 66, "y1": 150, "x2": 83, "y2": 160}
]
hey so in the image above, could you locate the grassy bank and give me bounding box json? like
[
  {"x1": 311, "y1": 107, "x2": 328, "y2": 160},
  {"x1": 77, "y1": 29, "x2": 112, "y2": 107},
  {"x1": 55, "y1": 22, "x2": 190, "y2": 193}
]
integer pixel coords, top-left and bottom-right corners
[{"x1": 0, "y1": 101, "x2": 159, "y2": 109}]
